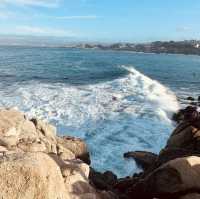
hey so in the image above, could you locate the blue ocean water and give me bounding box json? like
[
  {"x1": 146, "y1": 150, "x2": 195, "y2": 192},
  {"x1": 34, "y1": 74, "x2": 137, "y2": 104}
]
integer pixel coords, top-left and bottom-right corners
[{"x1": 0, "y1": 46, "x2": 200, "y2": 177}]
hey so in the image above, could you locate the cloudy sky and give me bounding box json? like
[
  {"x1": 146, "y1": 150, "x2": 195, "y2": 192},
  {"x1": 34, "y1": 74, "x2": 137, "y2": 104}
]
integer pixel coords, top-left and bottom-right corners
[{"x1": 0, "y1": 0, "x2": 200, "y2": 42}]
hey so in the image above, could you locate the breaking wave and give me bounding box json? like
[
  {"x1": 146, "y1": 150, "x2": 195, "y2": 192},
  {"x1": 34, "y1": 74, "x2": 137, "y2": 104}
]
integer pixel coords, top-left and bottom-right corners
[{"x1": 0, "y1": 66, "x2": 180, "y2": 177}]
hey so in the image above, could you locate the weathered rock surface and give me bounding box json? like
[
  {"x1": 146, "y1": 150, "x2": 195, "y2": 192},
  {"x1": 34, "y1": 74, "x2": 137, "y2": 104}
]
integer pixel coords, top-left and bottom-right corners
[
  {"x1": 57, "y1": 136, "x2": 91, "y2": 164},
  {"x1": 2, "y1": 106, "x2": 200, "y2": 199},
  {"x1": 166, "y1": 122, "x2": 200, "y2": 150},
  {"x1": 140, "y1": 156, "x2": 200, "y2": 198},
  {"x1": 156, "y1": 147, "x2": 200, "y2": 167},
  {"x1": 89, "y1": 168, "x2": 118, "y2": 191},
  {"x1": 0, "y1": 108, "x2": 113, "y2": 199},
  {"x1": 0, "y1": 152, "x2": 68, "y2": 199},
  {"x1": 180, "y1": 193, "x2": 200, "y2": 199}
]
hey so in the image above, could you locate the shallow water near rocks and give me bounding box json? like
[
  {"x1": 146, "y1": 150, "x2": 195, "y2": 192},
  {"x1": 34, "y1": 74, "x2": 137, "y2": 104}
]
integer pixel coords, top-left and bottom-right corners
[{"x1": 0, "y1": 46, "x2": 200, "y2": 177}]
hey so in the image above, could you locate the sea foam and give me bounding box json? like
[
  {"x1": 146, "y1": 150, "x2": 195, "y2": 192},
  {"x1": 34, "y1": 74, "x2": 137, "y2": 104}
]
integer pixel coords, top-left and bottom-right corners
[{"x1": 0, "y1": 66, "x2": 180, "y2": 177}]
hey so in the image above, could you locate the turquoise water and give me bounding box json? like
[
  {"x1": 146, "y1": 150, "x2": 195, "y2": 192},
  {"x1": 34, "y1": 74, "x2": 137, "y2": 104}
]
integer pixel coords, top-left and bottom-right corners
[{"x1": 0, "y1": 46, "x2": 200, "y2": 177}]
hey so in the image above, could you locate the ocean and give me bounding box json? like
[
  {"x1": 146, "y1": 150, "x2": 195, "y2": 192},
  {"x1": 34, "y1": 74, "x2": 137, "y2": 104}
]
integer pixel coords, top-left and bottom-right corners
[{"x1": 0, "y1": 46, "x2": 200, "y2": 177}]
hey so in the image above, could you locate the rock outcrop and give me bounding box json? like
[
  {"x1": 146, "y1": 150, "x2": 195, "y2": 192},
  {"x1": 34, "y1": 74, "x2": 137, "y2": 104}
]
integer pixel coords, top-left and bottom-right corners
[
  {"x1": 127, "y1": 156, "x2": 200, "y2": 199},
  {"x1": 0, "y1": 108, "x2": 114, "y2": 199},
  {"x1": 2, "y1": 105, "x2": 200, "y2": 199},
  {"x1": 115, "y1": 106, "x2": 200, "y2": 199},
  {"x1": 0, "y1": 152, "x2": 68, "y2": 199},
  {"x1": 89, "y1": 105, "x2": 200, "y2": 199},
  {"x1": 56, "y1": 136, "x2": 91, "y2": 164}
]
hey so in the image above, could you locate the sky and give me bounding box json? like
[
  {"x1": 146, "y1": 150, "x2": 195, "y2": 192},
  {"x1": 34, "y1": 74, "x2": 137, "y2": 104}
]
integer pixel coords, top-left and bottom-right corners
[{"x1": 0, "y1": 0, "x2": 200, "y2": 42}]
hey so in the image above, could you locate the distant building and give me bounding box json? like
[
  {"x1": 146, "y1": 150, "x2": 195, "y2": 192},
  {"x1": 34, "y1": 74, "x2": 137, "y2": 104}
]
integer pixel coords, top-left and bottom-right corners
[{"x1": 195, "y1": 43, "x2": 200, "y2": 48}]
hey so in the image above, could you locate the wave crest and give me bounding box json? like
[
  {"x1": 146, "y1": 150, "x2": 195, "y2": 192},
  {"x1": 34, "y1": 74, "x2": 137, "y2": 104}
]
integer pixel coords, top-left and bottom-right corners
[{"x1": 0, "y1": 65, "x2": 180, "y2": 177}]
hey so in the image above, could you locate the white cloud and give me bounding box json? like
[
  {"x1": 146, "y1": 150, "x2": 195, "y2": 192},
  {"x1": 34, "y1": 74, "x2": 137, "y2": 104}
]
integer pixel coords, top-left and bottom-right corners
[
  {"x1": 54, "y1": 15, "x2": 98, "y2": 20},
  {"x1": 0, "y1": 0, "x2": 61, "y2": 8},
  {"x1": 176, "y1": 26, "x2": 191, "y2": 32},
  {"x1": 0, "y1": 11, "x2": 99, "y2": 21},
  {"x1": 0, "y1": 25, "x2": 77, "y2": 37}
]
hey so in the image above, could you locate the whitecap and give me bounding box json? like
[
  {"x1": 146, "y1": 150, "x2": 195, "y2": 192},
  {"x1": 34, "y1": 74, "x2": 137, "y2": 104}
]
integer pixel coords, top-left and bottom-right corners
[{"x1": 0, "y1": 66, "x2": 180, "y2": 177}]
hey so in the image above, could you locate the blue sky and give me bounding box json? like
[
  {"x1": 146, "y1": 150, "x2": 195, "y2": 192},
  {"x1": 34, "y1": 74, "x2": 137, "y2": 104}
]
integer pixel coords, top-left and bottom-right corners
[{"x1": 0, "y1": 0, "x2": 200, "y2": 42}]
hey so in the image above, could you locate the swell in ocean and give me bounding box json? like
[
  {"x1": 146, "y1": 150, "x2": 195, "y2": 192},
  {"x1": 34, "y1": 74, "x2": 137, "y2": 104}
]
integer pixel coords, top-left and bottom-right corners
[{"x1": 0, "y1": 65, "x2": 179, "y2": 177}]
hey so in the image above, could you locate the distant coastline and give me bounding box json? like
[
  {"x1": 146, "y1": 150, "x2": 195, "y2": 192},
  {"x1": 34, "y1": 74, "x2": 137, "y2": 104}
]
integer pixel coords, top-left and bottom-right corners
[
  {"x1": 1, "y1": 40, "x2": 200, "y2": 56},
  {"x1": 70, "y1": 40, "x2": 200, "y2": 56}
]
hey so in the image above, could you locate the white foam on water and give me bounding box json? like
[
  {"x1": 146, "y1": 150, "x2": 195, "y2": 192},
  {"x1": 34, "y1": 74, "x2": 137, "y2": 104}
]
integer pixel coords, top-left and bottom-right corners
[{"x1": 0, "y1": 66, "x2": 180, "y2": 177}]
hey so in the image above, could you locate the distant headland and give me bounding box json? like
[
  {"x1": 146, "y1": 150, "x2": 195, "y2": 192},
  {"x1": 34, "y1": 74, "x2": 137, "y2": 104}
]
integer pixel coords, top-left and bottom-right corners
[
  {"x1": 70, "y1": 40, "x2": 200, "y2": 56},
  {"x1": 1, "y1": 36, "x2": 200, "y2": 56}
]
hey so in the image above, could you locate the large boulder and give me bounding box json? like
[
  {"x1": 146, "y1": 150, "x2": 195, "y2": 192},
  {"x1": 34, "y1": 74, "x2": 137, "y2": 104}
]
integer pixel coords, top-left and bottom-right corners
[
  {"x1": 166, "y1": 122, "x2": 200, "y2": 151},
  {"x1": 156, "y1": 147, "x2": 200, "y2": 167},
  {"x1": 0, "y1": 109, "x2": 115, "y2": 199},
  {"x1": 0, "y1": 152, "x2": 68, "y2": 199},
  {"x1": 0, "y1": 109, "x2": 37, "y2": 148},
  {"x1": 57, "y1": 136, "x2": 91, "y2": 164},
  {"x1": 128, "y1": 156, "x2": 200, "y2": 199},
  {"x1": 180, "y1": 193, "x2": 200, "y2": 199},
  {"x1": 0, "y1": 109, "x2": 58, "y2": 154},
  {"x1": 172, "y1": 106, "x2": 200, "y2": 124},
  {"x1": 144, "y1": 119, "x2": 200, "y2": 173}
]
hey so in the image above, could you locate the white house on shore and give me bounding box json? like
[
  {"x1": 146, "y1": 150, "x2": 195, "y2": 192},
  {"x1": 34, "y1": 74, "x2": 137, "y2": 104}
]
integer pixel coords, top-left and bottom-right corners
[{"x1": 195, "y1": 43, "x2": 200, "y2": 48}]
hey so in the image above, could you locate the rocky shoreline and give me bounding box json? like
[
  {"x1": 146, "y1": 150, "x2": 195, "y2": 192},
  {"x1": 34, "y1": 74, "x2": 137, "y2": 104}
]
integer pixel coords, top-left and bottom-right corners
[
  {"x1": 0, "y1": 108, "x2": 114, "y2": 199},
  {"x1": 92, "y1": 105, "x2": 200, "y2": 199},
  {"x1": 1, "y1": 106, "x2": 200, "y2": 199},
  {"x1": 68, "y1": 40, "x2": 200, "y2": 56}
]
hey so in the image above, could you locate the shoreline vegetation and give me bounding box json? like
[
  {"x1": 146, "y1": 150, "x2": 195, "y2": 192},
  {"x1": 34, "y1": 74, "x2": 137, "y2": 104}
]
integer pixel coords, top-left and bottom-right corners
[
  {"x1": 1, "y1": 40, "x2": 200, "y2": 56},
  {"x1": 0, "y1": 97, "x2": 200, "y2": 198},
  {"x1": 72, "y1": 40, "x2": 200, "y2": 56}
]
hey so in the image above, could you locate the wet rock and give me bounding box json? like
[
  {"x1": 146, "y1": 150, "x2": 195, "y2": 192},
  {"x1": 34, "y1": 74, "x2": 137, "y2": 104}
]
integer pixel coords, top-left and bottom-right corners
[
  {"x1": 156, "y1": 147, "x2": 200, "y2": 167},
  {"x1": 124, "y1": 151, "x2": 158, "y2": 171},
  {"x1": 112, "y1": 96, "x2": 118, "y2": 101},
  {"x1": 172, "y1": 106, "x2": 200, "y2": 124},
  {"x1": 186, "y1": 97, "x2": 195, "y2": 101},
  {"x1": 183, "y1": 106, "x2": 199, "y2": 122},
  {"x1": 114, "y1": 177, "x2": 139, "y2": 194},
  {"x1": 128, "y1": 156, "x2": 200, "y2": 199},
  {"x1": 190, "y1": 102, "x2": 198, "y2": 106},
  {"x1": 166, "y1": 122, "x2": 200, "y2": 151},
  {"x1": 89, "y1": 168, "x2": 118, "y2": 191},
  {"x1": 172, "y1": 109, "x2": 185, "y2": 123}
]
